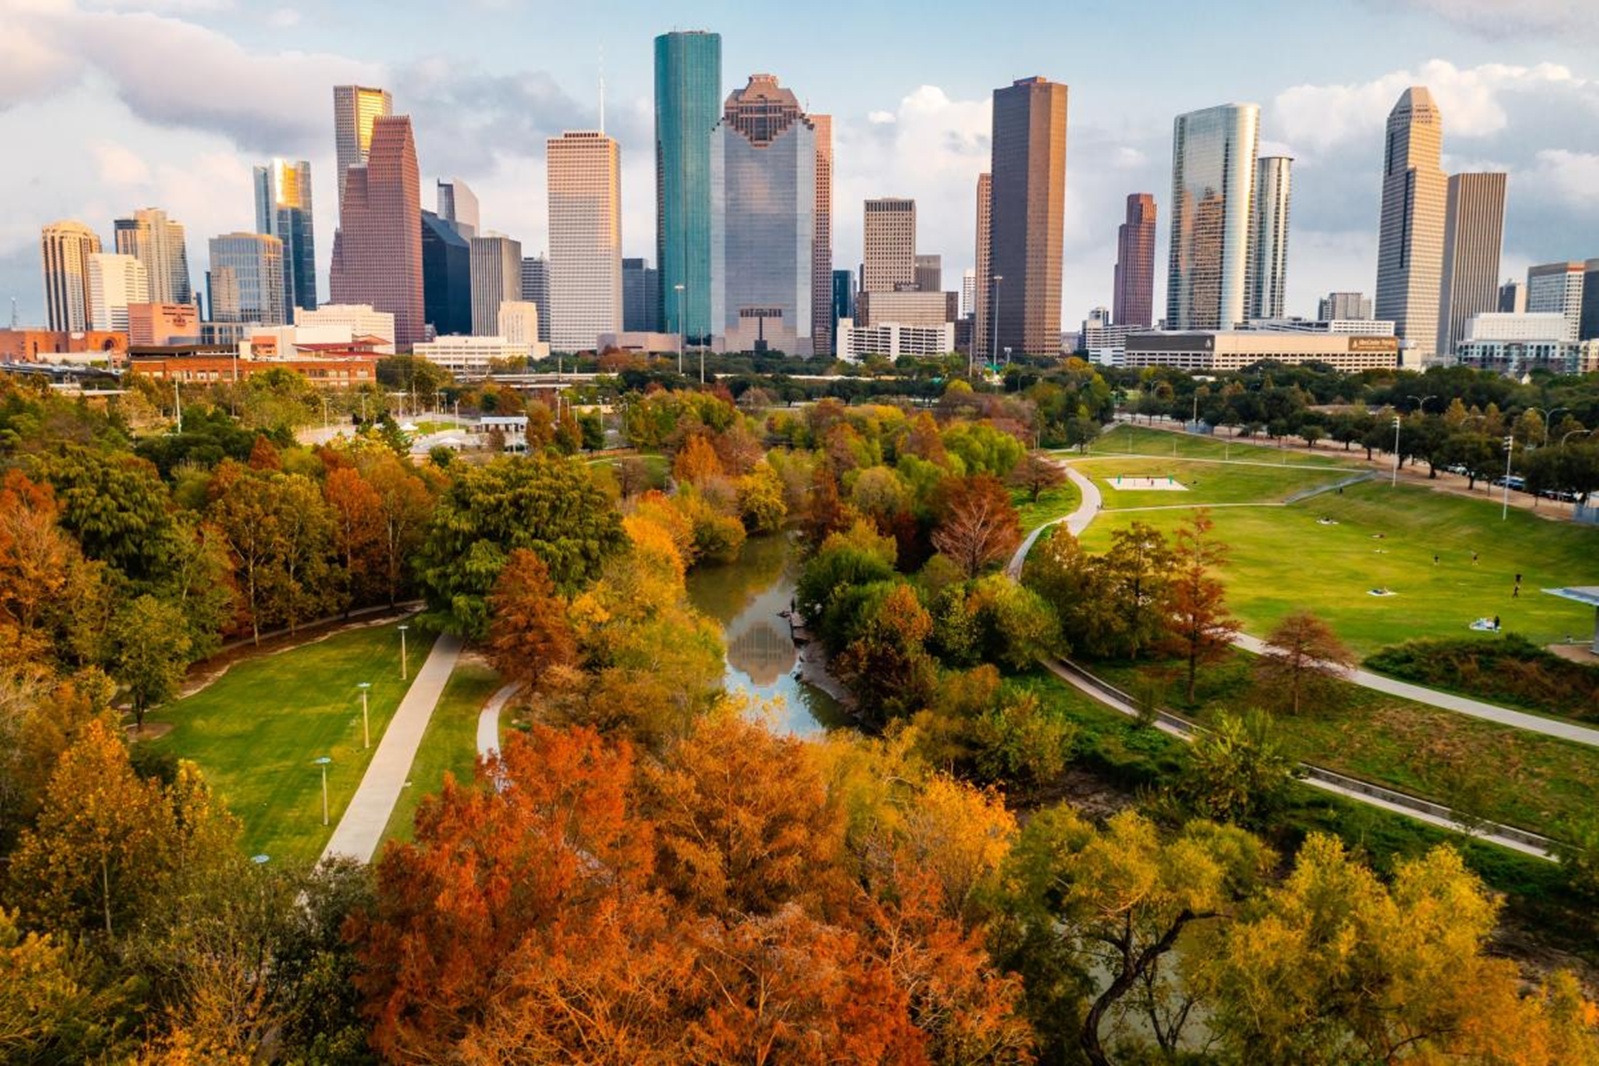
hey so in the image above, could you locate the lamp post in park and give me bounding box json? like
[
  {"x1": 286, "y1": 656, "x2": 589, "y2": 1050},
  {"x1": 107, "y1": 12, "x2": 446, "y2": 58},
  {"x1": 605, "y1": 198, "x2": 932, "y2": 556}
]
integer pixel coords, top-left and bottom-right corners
[
  {"x1": 358, "y1": 681, "x2": 372, "y2": 750},
  {"x1": 1502, "y1": 435, "x2": 1515, "y2": 521},
  {"x1": 313, "y1": 756, "x2": 332, "y2": 826},
  {"x1": 1390, "y1": 415, "x2": 1402, "y2": 486},
  {"x1": 397, "y1": 624, "x2": 410, "y2": 681}
]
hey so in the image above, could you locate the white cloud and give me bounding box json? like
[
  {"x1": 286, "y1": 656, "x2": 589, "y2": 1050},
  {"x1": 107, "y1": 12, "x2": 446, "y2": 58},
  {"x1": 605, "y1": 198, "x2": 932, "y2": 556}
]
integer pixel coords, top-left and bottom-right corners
[
  {"x1": 90, "y1": 141, "x2": 152, "y2": 186},
  {"x1": 266, "y1": 7, "x2": 300, "y2": 28},
  {"x1": 1519, "y1": 149, "x2": 1599, "y2": 215},
  {"x1": 1382, "y1": 0, "x2": 1599, "y2": 40}
]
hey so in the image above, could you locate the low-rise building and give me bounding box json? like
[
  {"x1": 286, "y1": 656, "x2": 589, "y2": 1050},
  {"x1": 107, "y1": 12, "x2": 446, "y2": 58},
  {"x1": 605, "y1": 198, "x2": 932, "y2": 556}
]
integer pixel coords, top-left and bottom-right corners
[
  {"x1": 1122, "y1": 330, "x2": 1400, "y2": 372},
  {"x1": 1455, "y1": 338, "x2": 1599, "y2": 377},
  {"x1": 294, "y1": 304, "x2": 396, "y2": 353},
  {"x1": 597, "y1": 331, "x2": 682, "y2": 355},
  {"x1": 413, "y1": 335, "x2": 531, "y2": 378},
  {"x1": 1463, "y1": 312, "x2": 1570, "y2": 343},
  {"x1": 1243, "y1": 317, "x2": 1395, "y2": 336},
  {"x1": 127, "y1": 345, "x2": 378, "y2": 387},
  {"x1": 835, "y1": 319, "x2": 955, "y2": 361},
  {"x1": 128, "y1": 303, "x2": 201, "y2": 346},
  {"x1": 0, "y1": 328, "x2": 127, "y2": 362},
  {"x1": 855, "y1": 290, "x2": 958, "y2": 328}
]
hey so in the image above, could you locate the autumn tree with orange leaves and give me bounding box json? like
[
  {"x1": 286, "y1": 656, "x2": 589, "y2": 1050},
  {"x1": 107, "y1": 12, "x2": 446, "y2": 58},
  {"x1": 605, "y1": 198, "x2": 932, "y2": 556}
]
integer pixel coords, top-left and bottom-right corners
[
  {"x1": 485, "y1": 548, "x2": 576, "y2": 691},
  {"x1": 932, "y1": 475, "x2": 1022, "y2": 578}
]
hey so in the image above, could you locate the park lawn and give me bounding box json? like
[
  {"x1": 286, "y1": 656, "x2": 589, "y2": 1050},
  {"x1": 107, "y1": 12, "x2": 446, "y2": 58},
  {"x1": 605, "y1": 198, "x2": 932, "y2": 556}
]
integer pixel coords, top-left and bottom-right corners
[
  {"x1": 147, "y1": 621, "x2": 430, "y2": 865},
  {"x1": 1085, "y1": 423, "x2": 1359, "y2": 467},
  {"x1": 1073, "y1": 456, "x2": 1352, "y2": 508},
  {"x1": 1092, "y1": 652, "x2": 1599, "y2": 840},
  {"x1": 380, "y1": 662, "x2": 502, "y2": 847},
  {"x1": 1013, "y1": 479, "x2": 1082, "y2": 534},
  {"x1": 1076, "y1": 478, "x2": 1599, "y2": 653}
]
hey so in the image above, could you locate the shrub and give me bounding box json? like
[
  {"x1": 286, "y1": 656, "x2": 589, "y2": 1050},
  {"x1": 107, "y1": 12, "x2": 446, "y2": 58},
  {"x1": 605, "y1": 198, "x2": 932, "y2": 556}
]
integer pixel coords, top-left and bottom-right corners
[{"x1": 1365, "y1": 635, "x2": 1599, "y2": 720}]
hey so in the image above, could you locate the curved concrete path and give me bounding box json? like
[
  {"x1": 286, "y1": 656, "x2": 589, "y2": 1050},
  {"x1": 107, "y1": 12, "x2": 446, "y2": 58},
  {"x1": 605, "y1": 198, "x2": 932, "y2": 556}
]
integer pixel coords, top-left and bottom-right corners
[
  {"x1": 320, "y1": 633, "x2": 463, "y2": 864},
  {"x1": 476, "y1": 682, "x2": 524, "y2": 759},
  {"x1": 1020, "y1": 462, "x2": 1599, "y2": 751}
]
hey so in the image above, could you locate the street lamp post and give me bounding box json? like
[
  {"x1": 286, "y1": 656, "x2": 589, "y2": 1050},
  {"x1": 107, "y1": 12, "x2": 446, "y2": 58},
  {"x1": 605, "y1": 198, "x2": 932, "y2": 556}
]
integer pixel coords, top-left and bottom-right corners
[
  {"x1": 397, "y1": 624, "x2": 410, "y2": 682},
  {"x1": 1390, "y1": 415, "x2": 1402, "y2": 487},
  {"x1": 313, "y1": 756, "x2": 331, "y2": 826},
  {"x1": 1406, "y1": 393, "x2": 1438, "y2": 415},
  {"x1": 1502, "y1": 435, "x2": 1515, "y2": 520},
  {"x1": 358, "y1": 681, "x2": 372, "y2": 750},
  {"x1": 1531, "y1": 407, "x2": 1569, "y2": 446},
  {"x1": 674, "y1": 284, "x2": 686, "y2": 376}
]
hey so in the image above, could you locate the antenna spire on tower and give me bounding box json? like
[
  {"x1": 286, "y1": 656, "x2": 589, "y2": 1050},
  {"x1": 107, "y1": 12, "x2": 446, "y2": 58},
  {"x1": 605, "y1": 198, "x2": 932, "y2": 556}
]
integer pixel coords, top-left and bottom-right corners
[{"x1": 598, "y1": 45, "x2": 606, "y2": 134}]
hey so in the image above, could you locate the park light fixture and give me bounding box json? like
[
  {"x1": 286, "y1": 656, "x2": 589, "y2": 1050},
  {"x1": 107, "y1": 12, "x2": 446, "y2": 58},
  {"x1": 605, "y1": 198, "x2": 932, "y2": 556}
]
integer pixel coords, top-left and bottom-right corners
[
  {"x1": 397, "y1": 624, "x2": 410, "y2": 681},
  {"x1": 313, "y1": 756, "x2": 332, "y2": 827},
  {"x1": 358, "y1": 682, "x2": 372, "y2": 750}
]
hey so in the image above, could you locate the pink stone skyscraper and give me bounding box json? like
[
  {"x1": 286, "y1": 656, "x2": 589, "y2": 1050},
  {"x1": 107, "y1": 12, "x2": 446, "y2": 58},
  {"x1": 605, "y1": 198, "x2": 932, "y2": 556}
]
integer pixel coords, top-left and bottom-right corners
[
  {"x1": 1114, "y1": 193, "x2": 1156, "y2": 329},
  {"x1": 330, "y1": 115, "x2": 425, "y2": 347}
]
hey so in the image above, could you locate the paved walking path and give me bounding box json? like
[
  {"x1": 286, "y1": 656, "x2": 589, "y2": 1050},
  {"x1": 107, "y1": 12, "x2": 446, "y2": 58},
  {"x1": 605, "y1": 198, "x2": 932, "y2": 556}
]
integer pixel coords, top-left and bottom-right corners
[
  {"x1": 1015, "y1": 460, "x2": 1599, "y2": 751},
  {"x1": 320, "y1": 633, "x2": 464, "y2": 864},
  {"x1": 1041, "y1": 659, "x2": 1555, "y2": 860},
  {"x1": 476, "y1": 682, "x2": 524, "y2": 759}
]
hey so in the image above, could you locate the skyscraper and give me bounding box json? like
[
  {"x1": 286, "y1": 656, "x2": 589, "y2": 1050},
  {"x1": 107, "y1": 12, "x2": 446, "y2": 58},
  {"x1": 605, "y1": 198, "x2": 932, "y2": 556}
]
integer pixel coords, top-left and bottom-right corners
[
  {"x1": 113, "y1": 208, "x2": 192, "y2": 306},
  {"x1": 547, "y1": 130, "x2": 622, "y2": 352},
  {"x1": 973, "y1": 173, "x2": 992, "y2": 358},
  {"x1": 863, "y1": 198, "x2": 916, "y2": 292},
  {"x1": 961, "y1": 269, "x2": 976, "y2": 319},
  {"x1": 1320, "y1": 292, "x2": 1373, "y2": 320},
  {"x1": 469, "y1": 234, "x2": 523, "y2": 336},
  {"x1": 1436, "y1": 172, "x2": 1507, "y2": 357},
  {"x1": 522, "y1": 256, "x2": 551, "y2": 343},
  {"x1": 1113, "y1": 193, "x2": 1156, "y2": 329},
  {"x1": 40, "y1": 220, "x2": 102, "y2": 332},
  {"x1": 989, "y1": 76, "x2": 1069, "y2": 357},
  {"x1": 1582, "y1": 260, "x2": 1599, "y2": 341},
  {"x1": 333, "y1": 85, "x2": 393, "y2": 206},
  {"x1": 711, "y1": 74, "x2": 829, "y2": 355},
  {"x1": 655, "y1": 30, "x2": 722, "y2": 343},
  {"x1": 811, "y1": 114, "x2": 835, "y2": 359},
  {"x1": 1166, "y1": 103, "x2": 1259, "y2": 330},
  {"x1": 831, "y1": 268, "x2": 854, "y2": 348},
  {"x1": 1248, "y1": 156, "x2": 1293, "y2": 320},
  {"x1": 87, "y1": 253, "x2": 149, "y2": 332},
  {"x1": 329, "y1": 115, "x2": 425, "y2": 347},
  {"x1": 437, "y1": 179, "x2": 479, "y2": 239},
  {"x1": 207, "y1": 232, "x2": 285, "y2": 325},
  {"x1": 1527, "y1": 261, "x2": 1586, "y2": 341},
  {"x1": 915, "y1": 255, "x2": 942, "y2": 294},
  {"x1": 623, "y1": 258, "x2": 661, "y2": 332},
  {"x1": 1498, "y1": 279, "x2": 1527, "y2": 314},
  {"x1": 1375, "y1": 87, "x2": 1447, "y2": 363},
  {"x1": 421, "y1": 210, "x2": 472, "y2": 337},
  {"x1": 254, "y1": 159, "x2": 317, "y2": 313}
]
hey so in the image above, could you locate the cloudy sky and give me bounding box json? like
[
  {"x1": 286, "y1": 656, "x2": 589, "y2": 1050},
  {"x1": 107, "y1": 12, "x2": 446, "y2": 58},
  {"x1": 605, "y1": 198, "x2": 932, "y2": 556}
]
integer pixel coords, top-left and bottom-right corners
[{"x1": 3, "y1": 0, "x2": 1597, "y2": 328}]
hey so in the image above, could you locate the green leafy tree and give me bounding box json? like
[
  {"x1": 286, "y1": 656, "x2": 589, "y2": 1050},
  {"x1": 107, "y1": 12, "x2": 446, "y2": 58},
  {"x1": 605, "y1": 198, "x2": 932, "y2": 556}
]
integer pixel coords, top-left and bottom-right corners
[
  {"x1": 1178, "y1": 709, "x2": 1300, "y2": 827},
  {"x1": 416, "y1": 456, "x2": 626, "y2": 638},
  {"x1": 108, "y1": 594, "x2": 192, "y2": 730}
]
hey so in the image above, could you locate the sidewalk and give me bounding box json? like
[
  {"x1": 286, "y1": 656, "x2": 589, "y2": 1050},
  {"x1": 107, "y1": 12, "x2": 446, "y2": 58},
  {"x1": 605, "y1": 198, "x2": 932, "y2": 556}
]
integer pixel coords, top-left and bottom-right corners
[{"x1": 321, "y1": 633, "x2": 464, "y2": 864}]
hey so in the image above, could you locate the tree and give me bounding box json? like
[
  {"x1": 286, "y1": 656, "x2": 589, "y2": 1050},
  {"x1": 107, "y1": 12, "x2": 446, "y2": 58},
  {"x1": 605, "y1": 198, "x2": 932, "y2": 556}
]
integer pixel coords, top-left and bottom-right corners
[
  {"x1": 364, "y1": 452, "x2": 435, "y2": 607},
  {"x1": 1178, "y1": 709, "x2": 1299, "y2": 826},
  {"x1": 671, "y1": 433, "x2": 722, "y2": 487},
  {"x1": 1162, "y1": 509, "x2": 1239, "y2": 702},
  {"x1": 833, "y1": 583, "x2": 939, "y2": 725},
  {"x1": 0, "y1": 471, "x2": 88, "y2": 659},
  {"x1": 323, "y1": 465, "x2": 385, "y2": 608},
  {"x1": 735, "y1": 462, "x2": 787, "y2": 534},
  {"x1": 485, "y1": 548, "x2": 576, "y2": 690},
  {"x1": 801, "y1": 463, "x2": 851, "y2": 551},
  {"x1": 1007, "y1": 451, "x2": 1066, "y2": 503},
  {"x1": 1001, "y1": 807, "x2": 1270, "y2": 1066},
  {"x1": 1098, "y1": 521, "x2": 1174, "y2": 659},
  {"x1": 108, "y1": 594, "x2": 192, "y2": 730},
  {"x1": 0, "y1": 907, "x2": 133, "y2": 1062},
  {"x1": 415, "y1": 457, "x2": 626, "y2": 638},
  {"x1": 1254, "y1": 610, "x2": 1356, "y2": 714},
  {"x1": 931, "y1": 475, "x2": 1021, "y2": 579}
]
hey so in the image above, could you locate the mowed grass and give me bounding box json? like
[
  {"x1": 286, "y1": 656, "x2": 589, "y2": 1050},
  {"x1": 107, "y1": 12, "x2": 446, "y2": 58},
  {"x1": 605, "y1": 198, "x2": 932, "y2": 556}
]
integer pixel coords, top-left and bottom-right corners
[
  {"x1": 1075, "y1": 473, "x2": 1599, "y2": 653},
  {"x1": 1075, "y1": 456, "x2": 1352, "y2": 508},
  {"x1": 1013, "y1": 479, "x2": 1082, "y2": 534},
  {"x1": 1084, "y1": 423, "x2": 1359, "y2": 467},
  {"x1": 380, "y1": 662, "x2": 502, "y2": 847},
  {"x1": 147, "y1": 622, "x2": 429, "y2": 865}
]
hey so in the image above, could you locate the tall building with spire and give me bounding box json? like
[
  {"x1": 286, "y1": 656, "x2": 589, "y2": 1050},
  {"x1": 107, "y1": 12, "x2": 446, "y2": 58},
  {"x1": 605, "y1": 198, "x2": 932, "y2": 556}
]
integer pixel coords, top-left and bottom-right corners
[
  {"x1": 1114, "y1": 194, "x2": 1156, "y2": 329},
  {"x1": 254, "y1": 159, "x2": 317, "y2": 313},
  {"x1": 710, "y1": 74, "x2": 831, "y2": 356},
  {"x1": 329, "y1": 115, "x2": 425, "y2": 347},
  {"x1": 40, "y1": 220, "x2": 102, "y2": 332},
  {"x1": 988, "y1": 76, "x2": 1069, "y2": 357},
  {"x1": 333, "y1": 85, "x2": 393, "y2": 208},
  {"x1": 1166, "y1": 103, "x2": 1259, "y2": 330},
  {"x1": 655, "y1": 30, "x2": 721, "y2": 343},
  {"x1": 1375, "y1": 87, "x2": 1447, "y2": 363},
  {"x1": 1436, "y1": 171, "x2": 1507, "y2": 357},
  {"x1": 1247, "y1": 155, "x2": 1293, "y2": 320},
  {"x1": 113, "y1": 208, "x2": 191, "y2": 306},
  {"x1": 547, "y1": 130, "x2": 622, "y2": 352}
]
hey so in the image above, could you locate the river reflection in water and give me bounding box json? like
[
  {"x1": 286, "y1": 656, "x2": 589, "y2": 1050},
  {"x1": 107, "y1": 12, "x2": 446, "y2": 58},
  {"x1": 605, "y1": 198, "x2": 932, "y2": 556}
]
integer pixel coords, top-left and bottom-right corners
[{"x1": 684, "y1": 534, "x2": 851, "y2": 736}]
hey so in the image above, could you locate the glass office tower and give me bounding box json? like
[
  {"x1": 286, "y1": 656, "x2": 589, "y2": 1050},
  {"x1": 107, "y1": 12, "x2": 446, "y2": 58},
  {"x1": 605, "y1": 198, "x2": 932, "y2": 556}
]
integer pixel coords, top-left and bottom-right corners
[
  {"x1": 655, "y1": 30, "x2": 721, "y2": 343},
  {"x1": 1166, "y1": 103, "x2": 1259, "y2": 330},
  {"x1": 254, "y1": 159, "x2": 317, "y2": 313}
]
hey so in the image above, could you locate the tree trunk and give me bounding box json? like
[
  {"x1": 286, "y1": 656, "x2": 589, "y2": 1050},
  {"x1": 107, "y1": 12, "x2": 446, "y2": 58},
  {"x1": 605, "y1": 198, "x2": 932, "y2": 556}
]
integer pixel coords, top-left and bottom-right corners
[{"x1": 101, "y1": 854, "x2": 113, "y2": 937}]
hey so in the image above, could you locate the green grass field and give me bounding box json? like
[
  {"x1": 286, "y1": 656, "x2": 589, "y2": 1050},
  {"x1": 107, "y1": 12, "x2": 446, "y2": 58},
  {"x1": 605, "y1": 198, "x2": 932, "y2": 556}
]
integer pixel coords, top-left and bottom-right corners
[
  {"x1": 147, "y1": 622, "x2": 430, "y2": 865},
  {"x1": 1076, "y1": 456, "x2": 1352, "y2": 508},
  {"x1": 1013, "y1": 480, "x2": 1082, "y2": 535},
  {"x1": 1083, "y1": 423, "x2": 1359, "y2": 467},
  {"x1": 1072, "y1": 466, "x2": 1599, "y2": 653},
  {"x1": 380, "y1": 662, "x2": 501, "y2": 847}
]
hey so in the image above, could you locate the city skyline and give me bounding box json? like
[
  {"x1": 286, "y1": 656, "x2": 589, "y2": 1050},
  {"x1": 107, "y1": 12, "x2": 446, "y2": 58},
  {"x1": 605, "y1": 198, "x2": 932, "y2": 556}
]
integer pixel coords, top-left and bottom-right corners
[{"x1": 2, "y1": 2, "x2": 1597, "y2": 332}]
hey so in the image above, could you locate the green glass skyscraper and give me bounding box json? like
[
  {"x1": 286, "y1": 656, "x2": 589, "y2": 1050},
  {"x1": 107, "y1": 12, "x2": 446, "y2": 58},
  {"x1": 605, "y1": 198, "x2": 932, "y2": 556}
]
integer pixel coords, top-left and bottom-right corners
[{"x1": 655, "y1": 30, "x2": 721, "y2": 343}]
